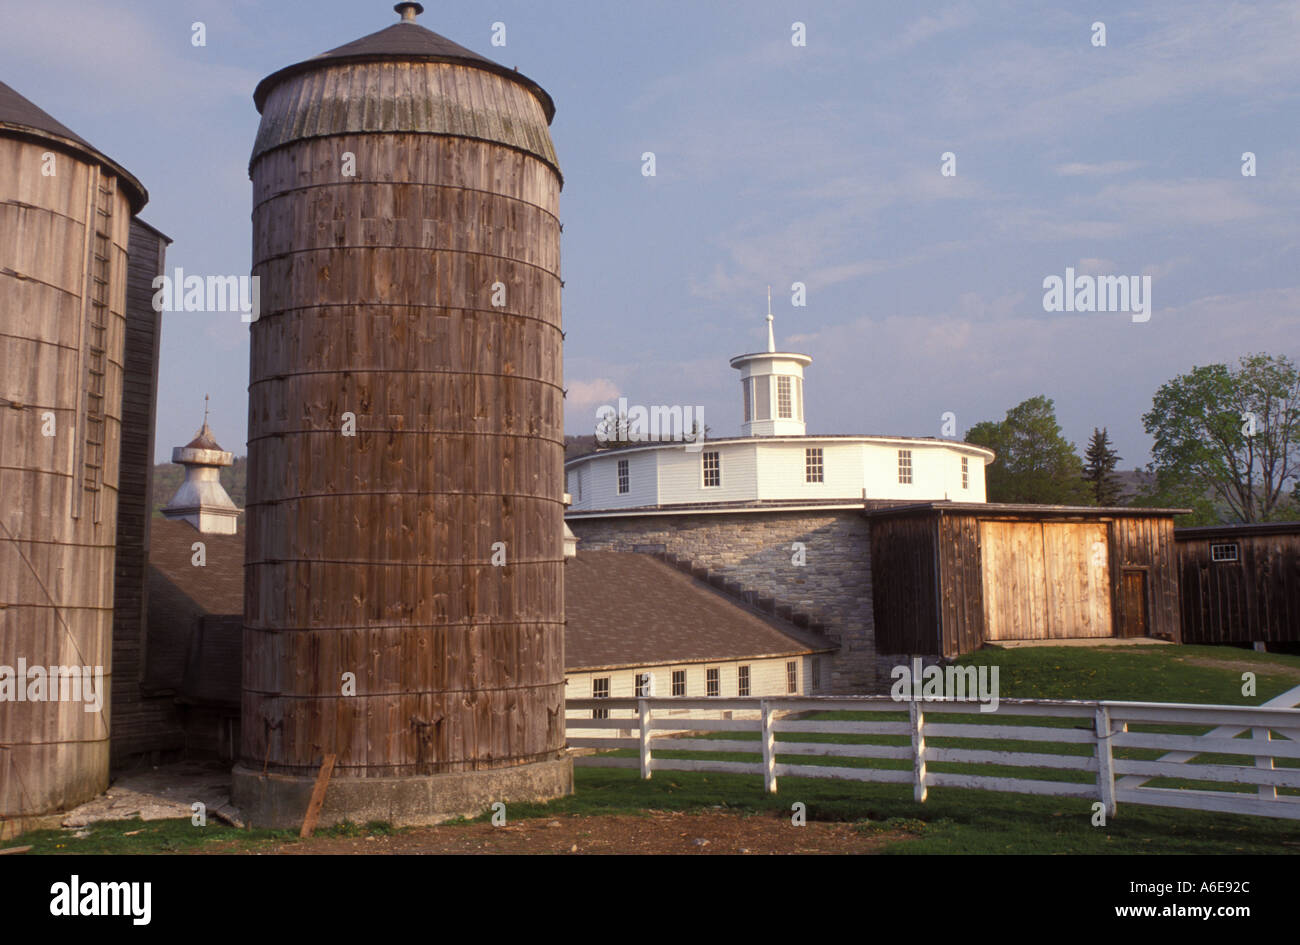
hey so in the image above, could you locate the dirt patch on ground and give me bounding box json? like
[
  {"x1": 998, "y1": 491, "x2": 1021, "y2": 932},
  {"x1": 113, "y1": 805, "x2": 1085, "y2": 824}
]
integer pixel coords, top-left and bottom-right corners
[
  {"x1": 1172, "y1": 655, "x2": 1300, "y2": 681},
  {"x1": 210, "y1": 811, "x2": 907, "y2": 855}
]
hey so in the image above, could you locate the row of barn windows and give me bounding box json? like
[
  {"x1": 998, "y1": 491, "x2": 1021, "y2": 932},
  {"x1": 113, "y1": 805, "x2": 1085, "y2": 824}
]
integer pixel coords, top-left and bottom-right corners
[
  {"x1": 588, "y1": 660, "x2": 816, "y2": 717},
  {"x1": 574, "y1": 450, "x2": 972, "y2": 497}
]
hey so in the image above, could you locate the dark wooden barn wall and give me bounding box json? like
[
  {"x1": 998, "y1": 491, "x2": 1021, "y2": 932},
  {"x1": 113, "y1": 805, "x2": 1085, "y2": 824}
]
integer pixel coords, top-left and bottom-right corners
[
  {"x1": 936, "y1": 514, "x2": 984, "y2": 657},
  {"x1": 1108, "y1": 516, "x2": 1181, "y2": 642},
  {"x1": 109, "y1": 219, "x2": 182, "y2": 763},
  {"x1": 1178, "y1": 535, "x2": 1300, "y2": 644},
  {"x1": 869, "y1": 514, "x2": 940, "y2": 655}
]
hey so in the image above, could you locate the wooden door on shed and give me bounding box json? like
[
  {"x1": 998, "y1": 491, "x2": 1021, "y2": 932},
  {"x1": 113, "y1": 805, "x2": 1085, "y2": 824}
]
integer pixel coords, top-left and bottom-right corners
[
  {"x1": 1118, "y1": 570, "x2": 1149, "y2": 638},
  {"x1": 1042, "y1": 523, "x2": 1111, "y2": 638},
  {"x1": 980, "y1": 521, "x2": 1113, "y2": 640},
  {"x1": 980, "y1": 521, "x2": 1047, "y2": 640}
]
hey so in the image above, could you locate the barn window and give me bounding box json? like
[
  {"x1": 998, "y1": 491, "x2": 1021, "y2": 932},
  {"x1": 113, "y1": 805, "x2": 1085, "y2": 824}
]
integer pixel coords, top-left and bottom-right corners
[
  {"x1": 702, "y1": 451, "x2": 721, "y2": 487},
  {"x1": 706, "y1": 667, "x2": 720, "y2": 697},
  {"x1": 805, "y1": 447, "x2": 824, "y2": 483},
  {"x1": 777, "y1": 376, "x2": 793, "y2": 419},
  {"x1": 961, "y1": 456, "x2": 969, "y2": 490},
  {"x1": 738, "y1": 665, "x2": 751, "y2": 696},
  {"x1": 812, "y1": 657, "x2": 821, "y2": 691},
  {"x1": 672, "y1": 670, "x2": 686, "y2": 696},
  {"x1": 592, "y1": 677, "x2": 610, "y2": 719},
  {"x1": 786, "y1": 661, "x2": 798, "y2": 694},
  {"x1": 635, "y1": 672, "x2": 651, "y2": 697},
  {"x1": 1211, "y1": 543, "x2": 1239, "y2": 563},
  {"x1": 617, "y1": 458, "x2": 629, "y2": 495},
  {"x1": 898, "y1": 449, "x2": 913, "y2": 485}
]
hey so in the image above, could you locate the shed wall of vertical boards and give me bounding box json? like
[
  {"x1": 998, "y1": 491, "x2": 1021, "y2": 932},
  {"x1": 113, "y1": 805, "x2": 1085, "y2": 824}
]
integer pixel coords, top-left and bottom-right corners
[
  {"x1": 868, "y1": 506, "x2": 1183, "y2": 658},
  {"x1": 1176, "y1": 526, "x2": 1300, "y2": 644}
]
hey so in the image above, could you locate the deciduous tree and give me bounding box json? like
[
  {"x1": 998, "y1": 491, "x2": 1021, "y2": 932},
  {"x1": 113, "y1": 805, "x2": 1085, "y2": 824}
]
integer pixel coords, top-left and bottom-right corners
[{"x1": 965, "y1": 395, "x2": 1090, "y2": 504}]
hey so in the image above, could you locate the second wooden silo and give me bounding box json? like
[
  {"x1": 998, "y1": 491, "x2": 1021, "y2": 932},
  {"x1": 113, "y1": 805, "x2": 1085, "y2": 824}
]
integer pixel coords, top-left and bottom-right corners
[{"x1": 235, "y1": 3, "x2": 569, "y2": 826}]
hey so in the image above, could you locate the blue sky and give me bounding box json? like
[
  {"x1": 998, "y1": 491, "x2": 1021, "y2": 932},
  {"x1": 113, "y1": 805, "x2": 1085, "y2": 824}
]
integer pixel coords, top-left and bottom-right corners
[{"x1": 4, "y1": 1, "x2": 1297, "y2": 466}]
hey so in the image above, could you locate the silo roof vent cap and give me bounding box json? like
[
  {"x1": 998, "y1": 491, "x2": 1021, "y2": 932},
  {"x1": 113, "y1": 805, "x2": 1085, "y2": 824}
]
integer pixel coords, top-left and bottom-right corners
[{"x1": 395, "y1": 2, "x2": 424, "y2": 21}]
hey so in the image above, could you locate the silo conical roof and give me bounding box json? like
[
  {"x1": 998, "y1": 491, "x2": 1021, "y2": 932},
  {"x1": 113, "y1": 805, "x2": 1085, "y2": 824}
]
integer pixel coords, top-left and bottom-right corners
[
  {"x1": 0, "y1": 79, "x2": 148, "y2": 212},
  {"x1": 249, "y1": 4, "x2": 560, "y2": 180},
  {"x1": 252, "y1": 7, "x2": 555, "y2": 122}
]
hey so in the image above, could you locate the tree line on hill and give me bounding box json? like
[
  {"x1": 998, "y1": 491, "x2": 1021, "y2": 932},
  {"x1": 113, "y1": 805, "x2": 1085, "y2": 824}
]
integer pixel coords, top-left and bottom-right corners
[{"x1": 965, "y1": 353, "x2": 1300, "y2": 525}]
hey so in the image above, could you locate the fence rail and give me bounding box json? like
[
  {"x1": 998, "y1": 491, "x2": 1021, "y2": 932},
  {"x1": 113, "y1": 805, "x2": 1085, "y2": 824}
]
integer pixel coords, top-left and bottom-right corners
[{"x1": 564, "y1": 695, "x2": 1300, "y2": 821}]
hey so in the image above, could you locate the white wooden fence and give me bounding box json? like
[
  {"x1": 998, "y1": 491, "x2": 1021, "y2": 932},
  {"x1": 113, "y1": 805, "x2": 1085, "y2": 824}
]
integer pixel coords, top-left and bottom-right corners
[{"x1": 564, "y1": 695, "x2": 1300, "y2": 820}]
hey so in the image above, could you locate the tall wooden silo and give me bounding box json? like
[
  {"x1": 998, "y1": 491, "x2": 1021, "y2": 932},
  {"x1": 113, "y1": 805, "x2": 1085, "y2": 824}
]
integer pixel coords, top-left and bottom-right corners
[
  {"x1": 235, "y1": 2, "x2": 570, "y2": 826},
  {"x1": 0, "y1": 81, "x2": 147, "y2": 818}
]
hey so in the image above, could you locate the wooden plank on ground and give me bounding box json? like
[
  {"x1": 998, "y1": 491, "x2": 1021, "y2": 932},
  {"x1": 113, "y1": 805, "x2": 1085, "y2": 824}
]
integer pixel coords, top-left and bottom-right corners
[{"x1": 299, "y1": 753, "x2": 337, "y2": 839}]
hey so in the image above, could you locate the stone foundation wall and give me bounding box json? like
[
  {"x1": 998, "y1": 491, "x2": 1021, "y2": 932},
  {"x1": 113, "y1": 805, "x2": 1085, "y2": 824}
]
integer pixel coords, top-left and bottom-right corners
[{"x1": 569, "y1": 510, "x2": 895, "y2": 693}]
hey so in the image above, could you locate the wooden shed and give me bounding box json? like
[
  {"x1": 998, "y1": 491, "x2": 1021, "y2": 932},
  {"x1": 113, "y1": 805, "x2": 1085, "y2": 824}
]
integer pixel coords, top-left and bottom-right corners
[
  {"x1": 868, "y1": 502, "x2": 1186, "y2": 658},
  {"x1": 0, "y1": 80, "x2": 147, "y2": 818},
  {"x1": 1175, "y1": 522, "x2": 1300, "y2": 646},
  {"x1": 236, "y1": 3, "x2": 569, "y2": 826}
]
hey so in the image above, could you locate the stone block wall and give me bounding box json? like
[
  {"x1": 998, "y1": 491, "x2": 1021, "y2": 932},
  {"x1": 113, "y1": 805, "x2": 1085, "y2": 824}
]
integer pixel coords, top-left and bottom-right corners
[{"x1": 568, "y1": 510, "x2": 894, "y2": 692}]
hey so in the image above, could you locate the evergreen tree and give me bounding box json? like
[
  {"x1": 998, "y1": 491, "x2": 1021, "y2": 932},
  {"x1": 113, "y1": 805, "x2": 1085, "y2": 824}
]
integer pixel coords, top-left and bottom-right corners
[
  {"x1": 965, "y1": 395, "x2": 1090, "y2": 504},
  {"x1": 1082, "y1": 427, "x2": 1122, "y2": 506}
]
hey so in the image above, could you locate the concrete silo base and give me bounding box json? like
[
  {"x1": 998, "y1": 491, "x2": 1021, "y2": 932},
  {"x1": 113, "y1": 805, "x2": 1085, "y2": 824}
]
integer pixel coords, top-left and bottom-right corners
[{"x1": 231, "y1": 755, "x2": 573, "y2": 829}]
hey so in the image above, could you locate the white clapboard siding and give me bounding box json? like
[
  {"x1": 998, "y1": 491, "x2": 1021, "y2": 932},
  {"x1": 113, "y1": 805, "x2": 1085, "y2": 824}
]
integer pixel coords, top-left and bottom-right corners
[{"x1": 564, "y1": 436, "x2": 991, "y2": 511}]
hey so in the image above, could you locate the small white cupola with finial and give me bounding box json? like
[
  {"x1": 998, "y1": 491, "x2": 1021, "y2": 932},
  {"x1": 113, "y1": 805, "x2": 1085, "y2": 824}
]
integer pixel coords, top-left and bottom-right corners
[
  {"x1": 162, "y1": 396, "x2": 240, "y2": 534},
  {"x1": 729, "y1": 288, "x2": 813, "y2": 436}
]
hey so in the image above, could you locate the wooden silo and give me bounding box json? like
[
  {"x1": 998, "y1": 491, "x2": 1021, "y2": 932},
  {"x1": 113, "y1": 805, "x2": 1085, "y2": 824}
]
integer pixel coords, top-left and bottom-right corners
[
  {"x1": 235, "y1": 2, "x2": 570, "y2": 826},
  {"x1": 0, "y1": 81, "x2": 147, "y2": 818}
]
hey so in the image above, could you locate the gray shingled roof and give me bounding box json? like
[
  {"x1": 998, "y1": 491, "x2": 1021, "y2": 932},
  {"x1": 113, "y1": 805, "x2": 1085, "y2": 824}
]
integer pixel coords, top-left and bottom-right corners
[{"x1": 565, "y1": 552, "x2": 838, "y2": 671}]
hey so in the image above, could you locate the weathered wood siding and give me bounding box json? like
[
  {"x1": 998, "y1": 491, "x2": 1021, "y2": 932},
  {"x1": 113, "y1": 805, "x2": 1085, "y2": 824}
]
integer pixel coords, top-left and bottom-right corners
[
  {"x1": 870, "y1": 514, "x2": 940, "y2": 655},
  {"x1": 936, "y1": 513, "x2": 984, "y2": 656},
  {"x1": 981, "y1": 521, "x2": 1110, "y2": 641},
  {"x1": 110, "y1": 219, "x2": 179, "y2": 763},
  {"x1": 244, "y1": 60, "x2": 565, "y2": 778},
  {"x1": 0, "y1": 135, "x2": 133, "y2": 815},
  {"x1": 1177, "y1": 529, "x2": 1300, "y2": 644},
  {"x1": 869, "y1": 506, "x2": 1183, "y2": 658},
  {"x1": 1109, "y1": 516, "x2": 1180, "y2": 642}
]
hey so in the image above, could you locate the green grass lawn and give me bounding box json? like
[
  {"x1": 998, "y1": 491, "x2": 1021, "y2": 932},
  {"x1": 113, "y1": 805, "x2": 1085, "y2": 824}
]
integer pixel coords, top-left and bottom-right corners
[{"x1": 16, "y1": 644, "x2": 1300, "y2": 854}]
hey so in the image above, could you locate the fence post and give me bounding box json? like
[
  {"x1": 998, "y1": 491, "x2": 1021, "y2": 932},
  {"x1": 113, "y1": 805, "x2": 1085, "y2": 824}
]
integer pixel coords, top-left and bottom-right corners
[
  {"x1": 1253, "y1": 727, "x2": 1275, "y2": 799},
  {"x1": 909, "y1": 700, "x2": 927, "y2": 804},
  {"x1": 761, "y1": 699, "x2": 777, "y2": 794},
  {"x1": 639, "y1": 699, "x2": 652, "y2": 780},
  {"x1": 1095, "y1": 705, "x2": 1116, "y2": 818}
]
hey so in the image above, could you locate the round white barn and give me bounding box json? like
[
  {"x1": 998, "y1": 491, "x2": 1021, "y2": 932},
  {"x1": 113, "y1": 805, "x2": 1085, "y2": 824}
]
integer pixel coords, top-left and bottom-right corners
[{"x1": 566, "y1": 312, "x2": 994, "y2": 514}]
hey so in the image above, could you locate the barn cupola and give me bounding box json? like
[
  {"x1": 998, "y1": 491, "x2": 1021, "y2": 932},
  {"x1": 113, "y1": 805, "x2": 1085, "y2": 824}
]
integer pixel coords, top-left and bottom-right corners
[
  {"x1": 162, "y1": 397, "x2": 240, "y2": 534},
  {"x1": 729, "y1": 289, "x2": 812, "y2": 437}
]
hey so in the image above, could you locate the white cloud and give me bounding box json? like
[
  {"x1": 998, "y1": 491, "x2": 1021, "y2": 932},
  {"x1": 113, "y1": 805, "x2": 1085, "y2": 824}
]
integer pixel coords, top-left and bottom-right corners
[{"x1": 565, "y1": 377, "x2": 621, "y2": 412}]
